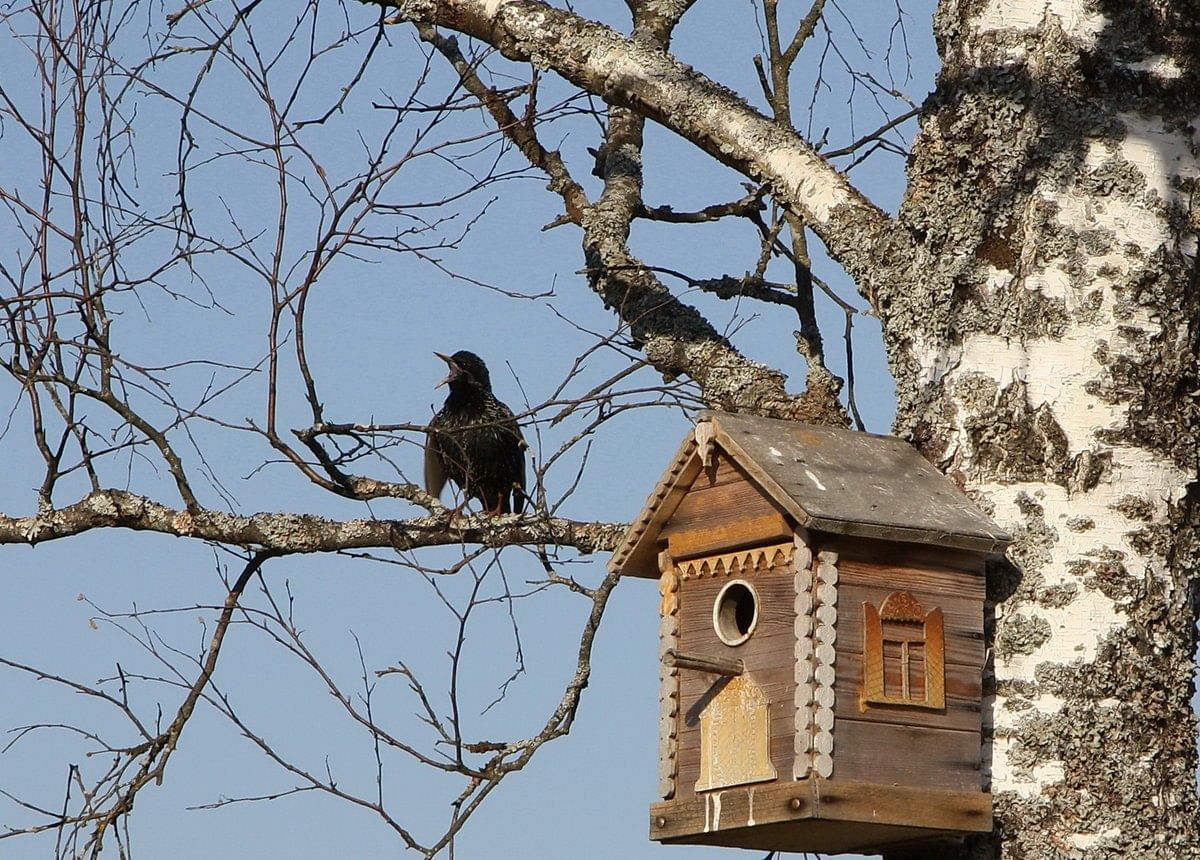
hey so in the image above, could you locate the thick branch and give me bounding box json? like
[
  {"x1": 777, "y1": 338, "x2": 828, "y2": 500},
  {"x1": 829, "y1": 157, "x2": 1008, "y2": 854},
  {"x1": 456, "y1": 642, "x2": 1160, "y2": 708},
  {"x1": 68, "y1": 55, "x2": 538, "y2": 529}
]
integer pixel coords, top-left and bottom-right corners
[
  {"x1": 575, "y1": 4, "x2": 823, "y2": 420},
  {"x1": 2, "y1": 490, "x2": 625, "y2": 555},
  {"x1": 375, "y1": 0, "x2": 917, "y2": 307},
  {"x1": 416, "y1": 6, "x2": 812, "y2": 417}
]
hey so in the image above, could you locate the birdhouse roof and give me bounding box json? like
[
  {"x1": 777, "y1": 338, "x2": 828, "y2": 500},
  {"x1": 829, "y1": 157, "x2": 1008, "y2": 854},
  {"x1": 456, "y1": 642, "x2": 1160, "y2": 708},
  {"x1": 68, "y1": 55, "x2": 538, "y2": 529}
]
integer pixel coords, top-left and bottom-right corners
[{"x1": 611, "y1": 411, "x2": 1010, "y2": 578}]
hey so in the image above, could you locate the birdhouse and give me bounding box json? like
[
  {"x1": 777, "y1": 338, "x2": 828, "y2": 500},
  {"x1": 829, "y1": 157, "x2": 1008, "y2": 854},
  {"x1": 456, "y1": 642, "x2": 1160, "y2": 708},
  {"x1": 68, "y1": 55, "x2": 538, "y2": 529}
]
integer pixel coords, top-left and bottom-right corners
[{"x1": 610, "y1": 412, "x2": 1010, "y2": 855}]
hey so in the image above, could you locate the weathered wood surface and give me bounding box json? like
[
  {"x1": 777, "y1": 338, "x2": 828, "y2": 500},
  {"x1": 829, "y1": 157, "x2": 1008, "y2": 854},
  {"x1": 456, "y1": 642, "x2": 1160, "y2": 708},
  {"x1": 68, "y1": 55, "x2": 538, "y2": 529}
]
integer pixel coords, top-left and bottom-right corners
[
  {"x1": 827, "y1": 544, "x2": 985, "y2": 772},
  {"x1": 792, "y1": 539, "x2": 988, "y2": 786},
  {"x1": 834, "y1": 535, "x2": 987, "y2": 577},
  {"x1": 665, "y1": 649, "x2": 744, "y2": 676},
  {"x1": 837, "y1": 648, "x2": 982, "y2": 731},
  {"x1": 658, "y1": 555, "x2": 681, "y2": 799},
  {"x1": 793, "y1": 532, "x2": 815, "y2": 779},
  {"x1": 674, "y1": 542, "x2": 794, "y2": 580},
  {"x1": 667, "y1": 515, "x2": 793, "y2": 560},
  {"x1": 611, "y1": 414, "x2": 1007, "y2": 579},
  {"x1": 676, "y1": 699, "x2": 797, "y2": 752},
  {"x1": 689, "y1": 449, "x2": 748, "y2": 489},
  {"x1": 838, "y1": 596, "x2": 983, "y2": 668},
  {"x1": 676, "y1": 581, "x2": 796, "y2": 638},
  {"x1": 834, "y1": 553, "x2": 984, "y2": 677},
  {"x1": 673, "y1": 556, "x2": 796, "y2": 798},
  {"x1": 655, "y1": 820, "x2": 971, "y2": 854},
  {"x1": 649, "y1": 777, "x2": 992, "y2": 851},
  {"x1": 837, "y1": 552, "x2": 987, "y2": 598},
  {"x1": 833, "y1": 719, "x2": 983, "y2": 791},
  {"x1": 708, "y1": 411, "x2": 1011, "y2": 551},
  {"x1": 662, "y1": 472, "x2": 792, "y2": 539},
  {"x1": 644, "y1": 448, "x2": 794, "y2": 574}
]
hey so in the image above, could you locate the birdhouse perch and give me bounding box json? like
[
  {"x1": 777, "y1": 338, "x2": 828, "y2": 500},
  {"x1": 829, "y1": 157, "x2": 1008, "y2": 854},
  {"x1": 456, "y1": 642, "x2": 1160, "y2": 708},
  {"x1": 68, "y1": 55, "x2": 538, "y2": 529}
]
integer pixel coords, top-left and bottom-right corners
[{"x1": 610, "y1": 412, "x2": 1010, "y2": 855}]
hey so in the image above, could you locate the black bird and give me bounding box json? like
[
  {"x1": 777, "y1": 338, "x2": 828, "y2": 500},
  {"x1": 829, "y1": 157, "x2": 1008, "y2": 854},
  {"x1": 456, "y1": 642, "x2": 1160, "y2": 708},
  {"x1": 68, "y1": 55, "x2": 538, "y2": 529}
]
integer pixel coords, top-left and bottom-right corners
[{"x1": 424, "y1": 350, "x2": 526, "y2": 515}]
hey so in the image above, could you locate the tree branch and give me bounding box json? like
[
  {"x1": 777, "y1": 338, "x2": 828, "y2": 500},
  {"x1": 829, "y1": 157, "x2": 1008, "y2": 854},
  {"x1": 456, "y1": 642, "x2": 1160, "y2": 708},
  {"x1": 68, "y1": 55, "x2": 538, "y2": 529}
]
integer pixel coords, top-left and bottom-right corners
[
  {"x1": 2, "y1": 490, "x2": 626, "y2": 555},
  {"x1": 413, "y1": 3, "x2": 818, "y2": 418},
  {"x1": 82, "y1": 550, "x2": 279, "y2": 852},
  {"x1": 373, "y1": 0, "x2": 917, "y2": 308}
]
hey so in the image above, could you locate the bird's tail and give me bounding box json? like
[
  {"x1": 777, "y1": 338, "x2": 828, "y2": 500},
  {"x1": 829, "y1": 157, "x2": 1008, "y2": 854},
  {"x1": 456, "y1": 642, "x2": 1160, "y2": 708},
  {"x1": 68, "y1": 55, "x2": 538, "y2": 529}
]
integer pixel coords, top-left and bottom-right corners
[{"x1": 511, "y1": 482, "x2": 528, "y2": 514}]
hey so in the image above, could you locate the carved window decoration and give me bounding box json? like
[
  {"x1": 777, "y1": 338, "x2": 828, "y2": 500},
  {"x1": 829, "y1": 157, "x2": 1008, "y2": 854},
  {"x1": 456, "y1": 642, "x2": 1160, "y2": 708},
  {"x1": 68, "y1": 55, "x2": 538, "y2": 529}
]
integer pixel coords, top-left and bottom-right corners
[{"x1": 861, "y1": 591, "x2": 945, "y2": 710}]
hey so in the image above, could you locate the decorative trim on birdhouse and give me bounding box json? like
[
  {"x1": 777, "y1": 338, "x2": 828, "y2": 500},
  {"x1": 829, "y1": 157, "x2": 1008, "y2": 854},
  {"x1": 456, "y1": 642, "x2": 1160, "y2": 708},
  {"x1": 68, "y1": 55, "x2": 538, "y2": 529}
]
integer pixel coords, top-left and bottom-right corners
[
  {"x1": 694, "y1": 675, "x2": 778, "y2": 792},
  {"x1": 693, "y1": 419, "x2": 716, "y2": 467},
  {"x1": 658, "y1": 552, "x2": 680, "y2": 800},
  {"x1": 792, "y1": 532, "x2": 815, "y2": 779},
  {"x1": 609, "y1": 434, "x2": 700, "y2": 578},
  {"x1": 676, "y1": 542, "x2": 794, "y2": 580},
  {"x1": 812, "y1": 550, "x2": 838, "y2": 779},
  {"x1": 860, "y1": 591, "x2": 946, "y2": 711}
]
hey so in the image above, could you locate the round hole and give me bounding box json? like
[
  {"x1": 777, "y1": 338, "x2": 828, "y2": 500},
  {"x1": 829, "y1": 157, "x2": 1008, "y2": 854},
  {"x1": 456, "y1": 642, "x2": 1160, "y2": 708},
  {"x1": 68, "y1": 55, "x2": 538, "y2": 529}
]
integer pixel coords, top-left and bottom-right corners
[{"x1": 713, "y1": 580, "x2": 759, "y2": 646}]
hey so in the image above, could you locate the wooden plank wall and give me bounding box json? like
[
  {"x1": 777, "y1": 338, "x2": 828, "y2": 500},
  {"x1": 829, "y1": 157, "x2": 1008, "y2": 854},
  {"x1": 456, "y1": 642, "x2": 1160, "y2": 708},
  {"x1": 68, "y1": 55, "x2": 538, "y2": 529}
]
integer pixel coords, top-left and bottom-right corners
[
  {"x1": 661, "y1": 451, "x2": 792, "y2": 559},
  {"x1": 664, "y1": 452, "x2": 799, "y2": 800},
  {"x1": 658, "y1": 451, "x2": 987, "y2": 797},
  {"x1": 826, "y1": 537, "x2": 986, "y2": 791},
  {"x1": 674, "y1": 559, "x2": 797, "y2": 798}
]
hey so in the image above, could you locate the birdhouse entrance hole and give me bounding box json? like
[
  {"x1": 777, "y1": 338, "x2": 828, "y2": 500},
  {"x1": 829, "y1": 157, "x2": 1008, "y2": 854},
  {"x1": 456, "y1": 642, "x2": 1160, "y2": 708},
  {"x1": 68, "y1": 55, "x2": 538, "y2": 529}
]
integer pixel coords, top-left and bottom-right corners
[{"x1": 713, "y1": 580, "x2": 758, "y2": 646}]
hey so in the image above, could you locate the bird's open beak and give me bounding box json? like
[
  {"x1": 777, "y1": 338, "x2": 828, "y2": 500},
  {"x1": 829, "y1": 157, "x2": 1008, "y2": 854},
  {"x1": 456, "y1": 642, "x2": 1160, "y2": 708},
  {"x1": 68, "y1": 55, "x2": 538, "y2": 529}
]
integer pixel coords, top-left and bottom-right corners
[{"x1": 434, "y1": 352, "x2": 458, "y2": 388}]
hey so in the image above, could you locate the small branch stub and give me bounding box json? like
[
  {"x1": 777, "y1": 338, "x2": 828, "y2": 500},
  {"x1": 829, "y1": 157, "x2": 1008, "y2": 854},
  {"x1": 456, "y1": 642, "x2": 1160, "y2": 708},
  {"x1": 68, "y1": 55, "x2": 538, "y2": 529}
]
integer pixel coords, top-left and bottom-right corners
[{"x1": 664, "y1": 648, "x2": 744, "y2": 677}]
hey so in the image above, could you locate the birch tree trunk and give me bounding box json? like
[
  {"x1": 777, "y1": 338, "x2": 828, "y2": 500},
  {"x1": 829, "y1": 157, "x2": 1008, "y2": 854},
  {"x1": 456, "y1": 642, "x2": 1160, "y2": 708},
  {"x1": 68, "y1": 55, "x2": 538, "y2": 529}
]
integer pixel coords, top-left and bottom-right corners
[
  {"x1": 890, "y1": 1, "x2": 1200, "y2": 856},
  {"x1": 380, "y1": 1, "x2": 1200, "y2": 856}
]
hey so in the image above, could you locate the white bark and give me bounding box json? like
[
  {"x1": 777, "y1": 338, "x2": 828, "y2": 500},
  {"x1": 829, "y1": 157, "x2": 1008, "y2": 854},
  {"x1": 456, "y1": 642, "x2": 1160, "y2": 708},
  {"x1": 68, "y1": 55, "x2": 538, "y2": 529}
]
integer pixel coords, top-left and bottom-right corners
[{"x1": 897, "y1": 1, "x2": 1199, "y2": 855}]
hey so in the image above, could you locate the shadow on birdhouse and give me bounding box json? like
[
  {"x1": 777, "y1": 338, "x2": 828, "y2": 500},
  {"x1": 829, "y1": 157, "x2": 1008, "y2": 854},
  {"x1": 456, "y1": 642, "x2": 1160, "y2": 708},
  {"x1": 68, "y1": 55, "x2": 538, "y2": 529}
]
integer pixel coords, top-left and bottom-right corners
[{"x1": 609, "y1": 412, "x2": 1010, "y2": 855}]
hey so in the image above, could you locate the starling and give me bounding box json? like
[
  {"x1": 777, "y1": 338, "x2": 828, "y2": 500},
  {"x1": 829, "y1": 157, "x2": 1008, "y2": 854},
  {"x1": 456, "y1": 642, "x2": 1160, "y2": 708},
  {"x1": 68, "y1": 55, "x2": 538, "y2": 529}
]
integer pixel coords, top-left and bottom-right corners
[{"x1": 424, "y1": 350, "x2": 527, "y2": 515}]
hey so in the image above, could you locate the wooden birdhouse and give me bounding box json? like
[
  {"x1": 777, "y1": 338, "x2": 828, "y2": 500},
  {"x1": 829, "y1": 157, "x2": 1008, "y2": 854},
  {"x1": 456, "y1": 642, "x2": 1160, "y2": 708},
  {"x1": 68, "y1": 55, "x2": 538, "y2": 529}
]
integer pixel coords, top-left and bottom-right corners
[{"x1": 610, "y1": 412, "x2": 1010, "y2": 855}]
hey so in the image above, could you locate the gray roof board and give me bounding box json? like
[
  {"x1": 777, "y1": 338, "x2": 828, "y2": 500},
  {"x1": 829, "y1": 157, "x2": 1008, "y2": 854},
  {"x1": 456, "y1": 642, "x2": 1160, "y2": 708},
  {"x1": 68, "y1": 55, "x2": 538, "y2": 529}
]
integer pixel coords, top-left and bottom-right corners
[
  {"x1": 712, "y1": 411, "x2": 1010, "y2": 550},
  {"x1": 610, "y1": 411, "x2": 1010, "y2": 578}
]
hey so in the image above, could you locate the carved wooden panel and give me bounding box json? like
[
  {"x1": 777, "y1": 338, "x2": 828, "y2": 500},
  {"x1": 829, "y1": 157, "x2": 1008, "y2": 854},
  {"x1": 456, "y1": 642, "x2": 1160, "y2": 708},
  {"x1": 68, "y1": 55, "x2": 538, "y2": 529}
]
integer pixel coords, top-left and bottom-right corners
[
  {"x1": 673, "y1": 546, "x2": 796, "y2": 799},
  {"x1": 676, "y1": 542, "x2": 794, "y2": 580},
  {"x1": 694, "y1": 675, "x2": 778, "y2": 792},
  {"x1": 861, "y1": 591, "x2": 946, "y2": 711},
  {"x1": 828, "y1": 542, "x2": 983, "y2": 792}
]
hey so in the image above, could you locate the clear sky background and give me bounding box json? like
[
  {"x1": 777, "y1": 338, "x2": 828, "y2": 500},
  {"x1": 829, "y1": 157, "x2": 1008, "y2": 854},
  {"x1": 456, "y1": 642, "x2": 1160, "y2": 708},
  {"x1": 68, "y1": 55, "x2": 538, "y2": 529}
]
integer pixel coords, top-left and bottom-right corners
[{"x1": 0, "y1": 1, "x2": 1191, "y2": 858}]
